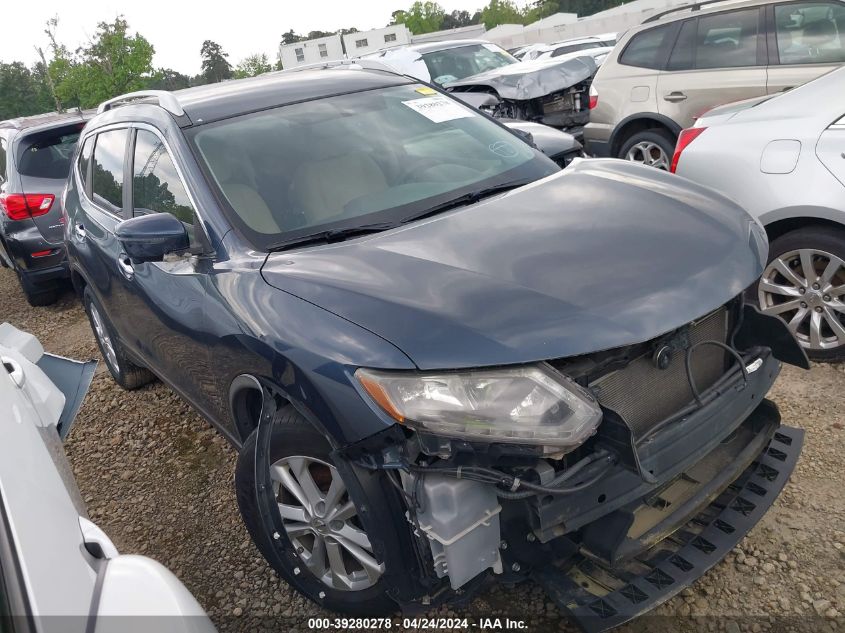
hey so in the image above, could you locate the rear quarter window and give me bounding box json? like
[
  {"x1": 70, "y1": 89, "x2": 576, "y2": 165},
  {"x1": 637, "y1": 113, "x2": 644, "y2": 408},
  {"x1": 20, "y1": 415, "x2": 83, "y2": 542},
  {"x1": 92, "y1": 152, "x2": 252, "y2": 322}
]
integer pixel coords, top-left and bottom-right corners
[
  {"x1": 77, "y1": 136, "x2": 94, "y2": 194},
  {"x1": 619, "y1": 24, "x2": 674, "y2": 68},
  {"x1": 0, "y1": 138, "x2": 7, "y2": 182}
]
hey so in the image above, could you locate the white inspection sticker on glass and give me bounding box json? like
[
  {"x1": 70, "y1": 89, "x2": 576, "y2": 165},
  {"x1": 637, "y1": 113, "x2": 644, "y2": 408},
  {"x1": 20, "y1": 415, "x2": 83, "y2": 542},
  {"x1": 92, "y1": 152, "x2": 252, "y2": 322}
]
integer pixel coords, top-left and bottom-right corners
[{"x1": 402, "y1": 96, "x2": 476, "y2": 123}]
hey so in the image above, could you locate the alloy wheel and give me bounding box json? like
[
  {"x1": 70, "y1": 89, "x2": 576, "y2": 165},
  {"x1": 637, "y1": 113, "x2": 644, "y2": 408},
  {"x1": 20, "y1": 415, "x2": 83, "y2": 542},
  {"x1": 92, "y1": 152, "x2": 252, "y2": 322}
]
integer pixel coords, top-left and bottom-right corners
[
  {"x1": 625, "y1": 141, "x2": 669, "y2": 170},
  {"x1": 271, "y1": 456, "x2": 384, "y2": 591},
  {"x1": 89, "y1": 303, "x2": 119, "y2": 370},
  {"x1": 758, "y1": 248, "x2": 845, "y2": 351}
]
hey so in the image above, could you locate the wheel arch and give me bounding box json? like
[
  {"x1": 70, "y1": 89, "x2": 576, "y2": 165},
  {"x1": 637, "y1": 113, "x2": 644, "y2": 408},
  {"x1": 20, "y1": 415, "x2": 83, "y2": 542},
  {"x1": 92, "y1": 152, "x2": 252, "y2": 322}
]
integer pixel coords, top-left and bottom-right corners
[
  {"x1": 69, "y1": 264, "x2": 88, "y2": 300},
  {"x1": 760, "y1": 208, "x2": 845, "y2": 243},
  {"x1": 609, "y1": 113, "x2": 682, "y2": 157},
  {"x1": 226, "y1": 371, "x2": 348, "y2": 450}
]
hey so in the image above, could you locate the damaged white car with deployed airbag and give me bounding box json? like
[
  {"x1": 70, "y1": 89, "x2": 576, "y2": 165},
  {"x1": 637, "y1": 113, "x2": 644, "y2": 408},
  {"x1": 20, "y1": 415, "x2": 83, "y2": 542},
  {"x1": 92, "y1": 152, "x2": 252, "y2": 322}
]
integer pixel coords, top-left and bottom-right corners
[{"x1": 363, "y1": 40, "x2": 598, "y2": 133}]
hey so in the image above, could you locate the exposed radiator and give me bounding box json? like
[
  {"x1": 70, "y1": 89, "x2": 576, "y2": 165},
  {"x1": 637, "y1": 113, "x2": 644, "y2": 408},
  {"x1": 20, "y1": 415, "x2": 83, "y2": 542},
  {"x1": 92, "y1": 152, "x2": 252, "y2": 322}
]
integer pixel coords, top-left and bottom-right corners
[{"x1": 590, "y1": 308, "x2": 730, "y2": 439}]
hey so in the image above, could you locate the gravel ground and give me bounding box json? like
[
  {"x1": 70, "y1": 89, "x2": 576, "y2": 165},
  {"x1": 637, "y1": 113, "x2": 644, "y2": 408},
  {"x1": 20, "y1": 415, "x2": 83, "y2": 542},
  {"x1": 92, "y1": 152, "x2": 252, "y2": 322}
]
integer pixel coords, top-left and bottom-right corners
[{"x1": 1, "y1": 265, "x2": 843, "y2": 633}]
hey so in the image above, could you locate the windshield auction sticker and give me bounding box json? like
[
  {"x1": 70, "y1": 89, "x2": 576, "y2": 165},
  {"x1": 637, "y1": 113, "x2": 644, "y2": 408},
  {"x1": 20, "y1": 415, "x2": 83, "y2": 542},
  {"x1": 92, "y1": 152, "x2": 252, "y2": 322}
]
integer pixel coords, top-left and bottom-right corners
[{"x1": 402, "y1": 96, "x2": 476, "y2": 123}]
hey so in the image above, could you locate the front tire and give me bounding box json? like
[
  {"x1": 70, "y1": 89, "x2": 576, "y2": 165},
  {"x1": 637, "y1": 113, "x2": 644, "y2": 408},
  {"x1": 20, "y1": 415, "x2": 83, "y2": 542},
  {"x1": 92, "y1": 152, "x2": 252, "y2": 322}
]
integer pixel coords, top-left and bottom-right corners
[
  {"x1": 618, "y1": 129, "x2": 675, "y2": 170},
  {"x1": 82, "y1": 286, "x2": 155, "y2": 389},
  {"x1": 757, "y1": 226, "x2": 845, "y2": 362},
  {"x1": 235, "y1": 407, "x2": 395, "y2": 615}
]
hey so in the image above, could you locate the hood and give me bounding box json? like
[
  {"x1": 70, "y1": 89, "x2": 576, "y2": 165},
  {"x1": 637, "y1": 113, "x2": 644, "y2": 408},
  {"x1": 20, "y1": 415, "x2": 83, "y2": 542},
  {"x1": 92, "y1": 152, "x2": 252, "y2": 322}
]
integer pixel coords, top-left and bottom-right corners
[
  {"x1": 261, "y1": 159, "x2": 766, "y2": 370},
  {"x1": 445, "y1": 55, "x2": 598, "y2": 100}
]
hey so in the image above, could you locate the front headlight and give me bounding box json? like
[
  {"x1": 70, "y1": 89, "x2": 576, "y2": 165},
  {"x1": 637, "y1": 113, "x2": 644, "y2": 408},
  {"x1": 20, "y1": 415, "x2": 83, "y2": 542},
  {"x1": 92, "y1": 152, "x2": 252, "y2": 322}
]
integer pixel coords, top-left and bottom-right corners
[{"x1": 355, "y1": 364, "x2": 602, "y2": 448}]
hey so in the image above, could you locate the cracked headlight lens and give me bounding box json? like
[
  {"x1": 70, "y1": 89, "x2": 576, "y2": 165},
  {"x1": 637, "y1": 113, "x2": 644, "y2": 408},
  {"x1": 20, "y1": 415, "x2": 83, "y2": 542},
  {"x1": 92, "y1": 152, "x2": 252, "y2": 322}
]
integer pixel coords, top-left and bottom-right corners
[{"x1": 355, "y1": 364, "x2": 602, "y2": 448}]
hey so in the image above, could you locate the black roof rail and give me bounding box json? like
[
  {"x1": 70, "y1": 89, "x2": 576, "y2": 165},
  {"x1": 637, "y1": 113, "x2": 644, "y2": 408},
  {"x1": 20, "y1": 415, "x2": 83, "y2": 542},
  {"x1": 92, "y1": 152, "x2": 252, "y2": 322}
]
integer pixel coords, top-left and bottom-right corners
[{"x1": 642, "y1": 0, "x2": 737, "y2": 23}]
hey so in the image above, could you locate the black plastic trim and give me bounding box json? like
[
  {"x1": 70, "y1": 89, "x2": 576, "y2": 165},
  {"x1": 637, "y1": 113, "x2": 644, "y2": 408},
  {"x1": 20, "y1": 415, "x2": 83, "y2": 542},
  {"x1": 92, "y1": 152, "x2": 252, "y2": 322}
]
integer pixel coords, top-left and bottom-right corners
[{"x1": 535, "y1": 425, "x2": 803, "y2": 632}]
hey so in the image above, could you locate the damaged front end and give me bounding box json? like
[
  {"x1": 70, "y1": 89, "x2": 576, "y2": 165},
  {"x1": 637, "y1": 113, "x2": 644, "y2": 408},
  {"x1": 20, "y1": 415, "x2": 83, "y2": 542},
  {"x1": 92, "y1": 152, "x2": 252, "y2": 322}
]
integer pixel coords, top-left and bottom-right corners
[
  {"x1": 446, "y1": 56, "x2": 598, "y2": 134},
  {"x1": 253, "y1": 297, "x2": 806, "y2": 629}
]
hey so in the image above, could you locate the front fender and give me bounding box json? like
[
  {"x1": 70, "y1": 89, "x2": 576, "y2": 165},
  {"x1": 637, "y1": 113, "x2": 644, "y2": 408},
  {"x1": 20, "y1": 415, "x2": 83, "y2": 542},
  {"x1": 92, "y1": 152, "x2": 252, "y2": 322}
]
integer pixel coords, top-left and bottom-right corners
[{"x1": 207, "y1": 268, "x2": 415, "y2": 447}]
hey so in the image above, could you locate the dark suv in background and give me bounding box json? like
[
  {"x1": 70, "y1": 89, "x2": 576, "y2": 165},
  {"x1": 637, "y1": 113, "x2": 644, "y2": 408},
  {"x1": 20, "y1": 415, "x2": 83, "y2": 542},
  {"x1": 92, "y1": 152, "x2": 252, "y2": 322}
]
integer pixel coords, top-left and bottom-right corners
[
  {"x1": 0, "y1": 111, "x2": 89, "y2": 305},
  {"x1": 64, "y1": 73, "x2": 805, "y2": 630}
]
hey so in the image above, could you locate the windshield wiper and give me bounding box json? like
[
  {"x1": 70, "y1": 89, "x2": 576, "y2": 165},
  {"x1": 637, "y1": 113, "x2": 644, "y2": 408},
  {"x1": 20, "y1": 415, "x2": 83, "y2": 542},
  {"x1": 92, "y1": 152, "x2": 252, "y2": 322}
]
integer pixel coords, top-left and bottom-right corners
[
  {"x1": 267, "y1": 222, "x2": 398, "y2": 252},
  {"x1": 401, "y1": 179, "x2": 533, "y2": 224}
]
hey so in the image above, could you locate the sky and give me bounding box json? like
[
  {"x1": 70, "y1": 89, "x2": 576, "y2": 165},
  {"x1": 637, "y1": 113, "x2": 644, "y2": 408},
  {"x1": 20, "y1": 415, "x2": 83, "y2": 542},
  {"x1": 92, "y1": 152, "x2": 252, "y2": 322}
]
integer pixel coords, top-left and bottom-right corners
[{"x1": 2, "y1": 0, "x2": 494, "y2": 76}]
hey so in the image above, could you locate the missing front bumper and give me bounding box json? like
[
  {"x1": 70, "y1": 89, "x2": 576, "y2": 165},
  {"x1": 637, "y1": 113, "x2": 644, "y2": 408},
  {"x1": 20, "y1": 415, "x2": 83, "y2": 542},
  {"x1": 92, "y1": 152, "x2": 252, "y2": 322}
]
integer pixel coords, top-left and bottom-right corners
[{"x1": 534, "y1": 425, "x2": 803, "y2": 632}]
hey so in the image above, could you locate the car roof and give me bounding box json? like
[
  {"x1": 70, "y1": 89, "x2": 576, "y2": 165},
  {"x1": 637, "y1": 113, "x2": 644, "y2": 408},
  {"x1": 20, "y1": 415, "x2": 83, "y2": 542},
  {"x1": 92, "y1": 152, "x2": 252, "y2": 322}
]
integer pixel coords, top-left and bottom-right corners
[
  {"x1": 403, "y1": 39, "x2": 500, "y2": 54},
  {"x1": 641, "y1": 0, "x2": 773, "y2": 26},
  {"x1": 108, "y1": 69, "x2": 413, "y2": 127},
  {"x1": 0, "y1": 110, "x2": 92, "y2": 135},
  {"x1": 549, "y1": 36, "x2": 606, "y2": 46}
]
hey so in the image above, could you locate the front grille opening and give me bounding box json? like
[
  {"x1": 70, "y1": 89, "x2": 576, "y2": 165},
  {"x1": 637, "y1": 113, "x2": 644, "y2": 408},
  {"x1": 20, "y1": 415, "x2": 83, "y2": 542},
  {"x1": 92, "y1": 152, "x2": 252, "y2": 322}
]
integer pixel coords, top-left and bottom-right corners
[{"x1": 568, "y1": 307, "x2": 733, "y2": 441}]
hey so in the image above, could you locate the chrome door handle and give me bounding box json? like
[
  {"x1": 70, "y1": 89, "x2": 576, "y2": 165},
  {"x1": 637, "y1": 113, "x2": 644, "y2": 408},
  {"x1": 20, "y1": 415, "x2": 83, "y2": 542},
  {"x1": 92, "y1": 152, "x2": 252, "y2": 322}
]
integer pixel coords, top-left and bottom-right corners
[
  {"x1": 663, "y1": 92, "x2": 687, "y2": 102},
  {"x1": 117, "y1": 254, "x2": 134, "y2": 280},
  {"x1": 74, "y1": 223, "x2": 86, "y2": 240}
]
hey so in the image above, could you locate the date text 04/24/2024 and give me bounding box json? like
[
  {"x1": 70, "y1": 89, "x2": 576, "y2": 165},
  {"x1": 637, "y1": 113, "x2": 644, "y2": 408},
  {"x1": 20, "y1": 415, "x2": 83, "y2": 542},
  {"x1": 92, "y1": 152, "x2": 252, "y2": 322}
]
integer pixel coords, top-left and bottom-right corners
[{"x1": 306, "y1": 617, "x2": 528, "y2": 629}]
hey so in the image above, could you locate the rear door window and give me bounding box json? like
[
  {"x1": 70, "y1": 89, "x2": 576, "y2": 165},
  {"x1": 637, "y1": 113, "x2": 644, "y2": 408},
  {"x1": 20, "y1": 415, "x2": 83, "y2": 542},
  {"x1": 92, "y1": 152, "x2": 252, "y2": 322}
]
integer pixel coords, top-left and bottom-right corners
[
  {"x1": 775, "y1": 1, "x2": 845, "y2": 64},
  {"x1": 695, "y1": 9, "x2": 760, "y2": 68},
  {"x1": 667, "y1": 19, "x2": 697, "y2": 70},
  {"x1": 619, "y1": 24, "x2": 674, "y2": 68},
  {"x1": 91, "y1": 129, "x2": 128, "y2": 213}
]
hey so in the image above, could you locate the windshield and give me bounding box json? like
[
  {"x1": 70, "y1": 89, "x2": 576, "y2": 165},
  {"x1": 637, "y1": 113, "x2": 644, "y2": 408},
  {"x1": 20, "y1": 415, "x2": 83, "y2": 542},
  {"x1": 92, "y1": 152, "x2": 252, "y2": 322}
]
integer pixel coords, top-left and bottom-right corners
[
  {"x1": 421, "y1": 44, "x2": 516, "y2": 84},
  {"x1": 188, "y1": 83, "x2": 557, "y2": 250}
]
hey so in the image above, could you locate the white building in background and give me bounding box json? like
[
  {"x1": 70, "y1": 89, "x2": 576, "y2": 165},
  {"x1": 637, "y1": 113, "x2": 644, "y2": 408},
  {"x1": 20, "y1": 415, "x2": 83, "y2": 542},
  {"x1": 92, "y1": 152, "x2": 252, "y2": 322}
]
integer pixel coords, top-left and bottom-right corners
[
  {"x1": 342, "y1": 25, "x2": 412, "y2": 57},
  {"x1": 279, "y1": 34, "x2": 343, "y2": 69},
  {"x1": 279, "y1": 0, "x2": 688, "y2": 70},
  {"x1": 484, "y1": 23, "x2": 530, "y2": 49},
  {"x1": 484, "y1": 0, "x2": 691, "y2": 48},
  {"x1": 410, "y1": 23, "x2": 487, "y2": 43}
]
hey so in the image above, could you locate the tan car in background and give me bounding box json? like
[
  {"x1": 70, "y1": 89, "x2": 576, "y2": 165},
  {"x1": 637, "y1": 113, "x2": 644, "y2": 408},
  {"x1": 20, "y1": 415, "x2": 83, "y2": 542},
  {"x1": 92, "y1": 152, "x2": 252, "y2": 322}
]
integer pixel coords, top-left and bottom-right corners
[{"x1": 584, "y1": 0, "x2": 845, "y2": 168}]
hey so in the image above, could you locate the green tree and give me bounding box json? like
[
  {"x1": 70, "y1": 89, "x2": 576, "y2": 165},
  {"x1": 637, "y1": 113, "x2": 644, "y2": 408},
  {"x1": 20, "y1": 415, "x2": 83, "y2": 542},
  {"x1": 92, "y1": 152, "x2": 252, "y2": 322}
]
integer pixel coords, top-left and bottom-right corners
[
  {"x1": 149, "y1": 69, "x2": 191, "y2": 90},
  {"x1": 391, "y1": 1, "x2": 445, "y2": 34},
  {"x1": 480, "y1": 0, "x2": 526, "y2": 28},
  {"x1": 234, "y1": 53, "x2": 272, "y2": 79},
  {"x1": 281, "y1": 30, "x2": 303, "y2": 45},
  {"x1": 523, "y1": 0, "x2": 562, "y2": 23},
  {"x1": 200, "y1": 40, "x2": 233, "y2": 84},
  {"x1": 441, "y1": 9, "x2": 479, "y2": 29},
  {"x1": 306, "y1": 30, "x2": 334, "y2": 40},
  {"x1": 0, "y1": 62, "x2": 53, "y2": 119},
  {"x1": 54, "y1": 17, "x2": 157, "y2": 109}
]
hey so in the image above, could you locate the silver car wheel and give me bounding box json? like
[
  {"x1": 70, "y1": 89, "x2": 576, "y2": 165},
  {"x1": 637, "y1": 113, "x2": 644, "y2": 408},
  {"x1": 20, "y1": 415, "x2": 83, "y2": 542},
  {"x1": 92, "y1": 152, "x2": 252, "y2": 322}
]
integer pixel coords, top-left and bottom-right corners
[
  {"x1": 625, "y1": 141, "x2": 669, "y2": 170},
  {"x1": 271, "y1": 456, "x2": 384, "y2": 591},
  {"x1": 759, "y1": 248, "x2": 845, "y2": 351},
  {"x1": 89, "y1": 303, "x2": 119, "y2": 370}
]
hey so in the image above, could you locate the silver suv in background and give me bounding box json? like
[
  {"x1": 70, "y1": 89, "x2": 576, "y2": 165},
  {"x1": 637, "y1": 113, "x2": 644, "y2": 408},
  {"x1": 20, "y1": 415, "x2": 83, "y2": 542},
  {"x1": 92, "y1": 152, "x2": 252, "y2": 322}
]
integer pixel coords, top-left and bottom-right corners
[
  {"x1": 673, "y1": 67, "x2": 845, "y2": 361},
  {"x1": 584, "y1": 0, "x2": 845, "y2": 168},
  {"x1": 0, "y1": 112, "x2": 91, "y2": 305}
]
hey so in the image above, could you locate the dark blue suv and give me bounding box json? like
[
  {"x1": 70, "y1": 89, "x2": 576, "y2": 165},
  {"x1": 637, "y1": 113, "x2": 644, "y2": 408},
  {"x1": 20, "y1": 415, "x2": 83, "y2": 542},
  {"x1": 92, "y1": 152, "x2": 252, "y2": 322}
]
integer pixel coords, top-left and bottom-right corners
[{"x1": 65, "y1": 69, "x2": 808, "y2": 628}]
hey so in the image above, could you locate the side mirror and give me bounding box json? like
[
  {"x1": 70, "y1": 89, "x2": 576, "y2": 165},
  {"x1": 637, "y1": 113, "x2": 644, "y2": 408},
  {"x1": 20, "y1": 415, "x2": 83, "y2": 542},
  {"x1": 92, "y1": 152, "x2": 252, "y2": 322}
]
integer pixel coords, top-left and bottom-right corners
[{"x1": 114, "y1": 212, "x2": 189, "y2": 263}]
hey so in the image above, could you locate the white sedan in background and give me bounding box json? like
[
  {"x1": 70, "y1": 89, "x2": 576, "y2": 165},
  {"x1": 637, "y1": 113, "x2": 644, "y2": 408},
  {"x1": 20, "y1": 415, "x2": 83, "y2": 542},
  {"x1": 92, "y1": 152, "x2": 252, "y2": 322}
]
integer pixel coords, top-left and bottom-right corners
[
  {"x1": 0, "y1": 323, "x2": 216, "y2": 633},
  {"x1": 672, "y1": 67, "x2": 845, "y2": 362}
]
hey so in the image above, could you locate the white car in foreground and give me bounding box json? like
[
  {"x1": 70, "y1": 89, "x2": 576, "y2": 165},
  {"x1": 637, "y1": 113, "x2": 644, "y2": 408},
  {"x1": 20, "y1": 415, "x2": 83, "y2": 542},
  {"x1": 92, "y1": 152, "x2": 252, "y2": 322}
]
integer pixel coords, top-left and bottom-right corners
[
  {"x1": 0, "y1": 323, "x2": 216, "y2": 633},
  {"x1": 672, "y1": 67, "x2": 845, "y2": 362}
]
